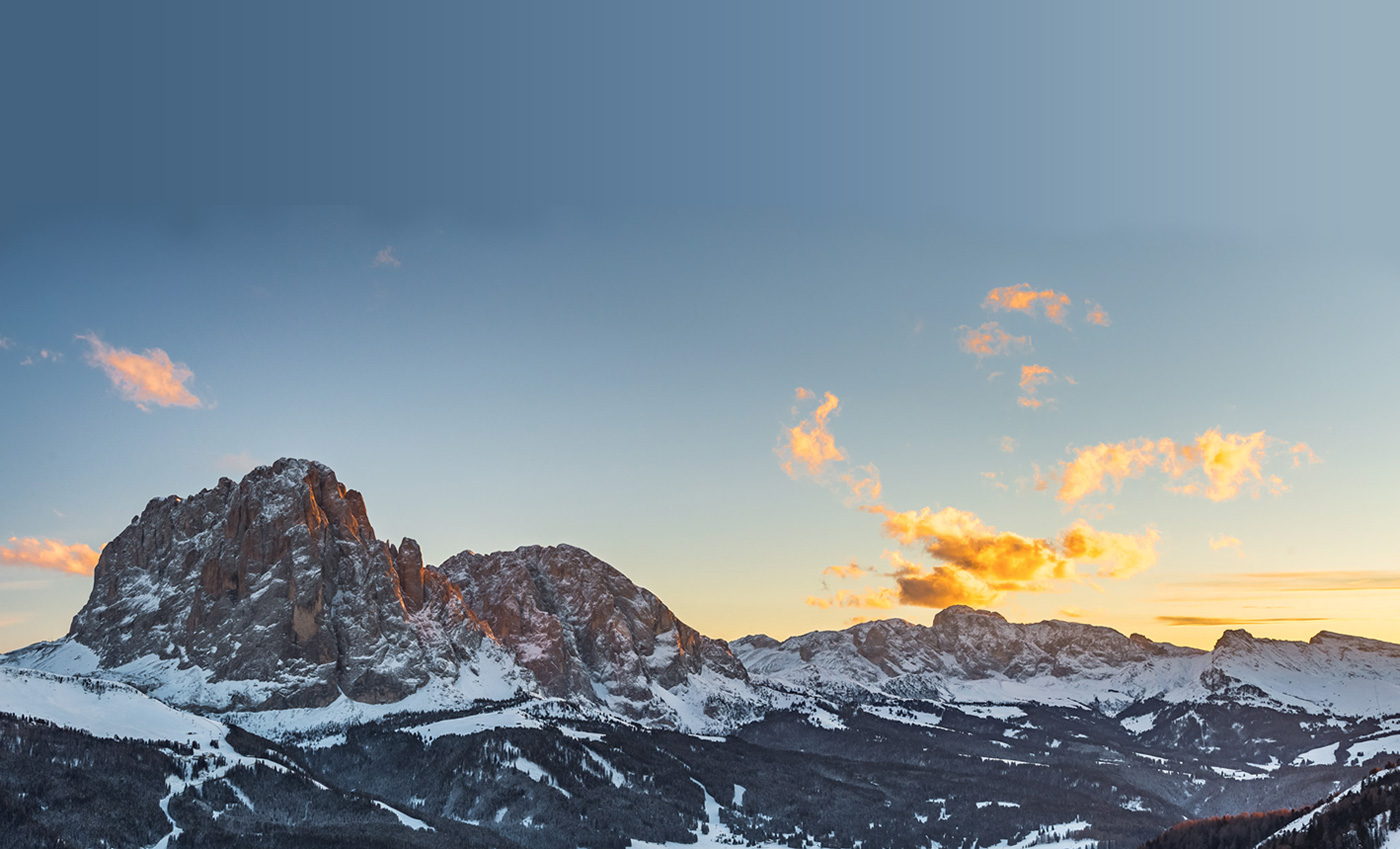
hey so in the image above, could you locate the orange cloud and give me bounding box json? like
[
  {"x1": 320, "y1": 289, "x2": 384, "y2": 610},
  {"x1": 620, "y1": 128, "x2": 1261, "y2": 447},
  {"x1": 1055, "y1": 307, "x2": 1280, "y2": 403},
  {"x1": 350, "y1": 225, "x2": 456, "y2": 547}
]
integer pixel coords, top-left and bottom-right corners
[
  {"x1": 824, "y1": 561, "x2": 867, "y2": 580},
  {"x1": 779, "y1": 391, "x2": 845, "y2": 477},
  {"x1": 794, "y1": 387, "x2": 815, "y2": 401},
  {"x1": 999, "y1": 436, "x2": 1018, "y2": 453},
  {"x1": 872, "y1": 505, "x2": 1073, "y2": 590},
  {"x1": 804, "y1": 587, "x2": 900, "y2": 610},
  {"x1": 838, "y1": 464, "x2": 884, "y2": 503},
  {"x1": 1017, "y1": 397, "x2": 1043, "y2": 409},
  {"x1": 1058, "y1": 607, "x2": 1087, "y2": 619},
  {"x1": 79, "y1": 334, "x2": 202, "y2": 411},
  {"x1": 983, "y1": 283, "x2": 1072, "y2": 325},
  {"x1": 1084, "y1": 300, "x2": 1111, "y2": 326},
  {"x1": 957, "y1": 322, "x2": 1031, "y2": 358},
  {"x1": 0, "y1": 537, "x2": 101, "y2": 575},
  {"x1": 1019, "y1": 364, "x2": 1054, "y2": 394},
  {"x1": 1051, "y1": 429, "x2": 1303, "y2": 506},
  {"x1": 1290, "y1": 442, "x2": 1321, "y2": 467},
  {"x1": 1059, "y1": 521, "x2": 1160, "y2": 579}
]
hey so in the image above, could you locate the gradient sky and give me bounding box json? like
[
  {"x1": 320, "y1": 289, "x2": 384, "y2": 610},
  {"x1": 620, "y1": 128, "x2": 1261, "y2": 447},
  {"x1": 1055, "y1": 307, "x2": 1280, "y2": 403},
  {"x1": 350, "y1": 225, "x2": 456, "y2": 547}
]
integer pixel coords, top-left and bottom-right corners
[{"x1": 2, "y1": 2, "x2": 1398, "y2": 652}]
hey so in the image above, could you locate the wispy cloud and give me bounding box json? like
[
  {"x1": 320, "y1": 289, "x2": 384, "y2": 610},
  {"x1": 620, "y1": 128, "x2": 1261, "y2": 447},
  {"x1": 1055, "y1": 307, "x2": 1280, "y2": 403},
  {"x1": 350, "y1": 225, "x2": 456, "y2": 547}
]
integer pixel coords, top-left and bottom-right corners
[
  {"x1": 1155, "y1": 615, "x2": 1330, "y2": 627},
  {"x1": 216, "y1": 451, "x2": 259, "y2": 476},
  {"x1": 957, "y1": 322, "x2": 1031, "y2": 359},
  {"x1": 823, "y1": 561, "x2": 867, "y2": 580},
  {"x1": 79, "y1": 334, "x2": 202, "y2": 411},
  {"x1": 1084, "y1": 301, "x2": 1111, "y2": 326},
  {"x1": 1051, "y1": 429, "x2": 1306, "y2": 506},
  {"x1": 999, "y1": 436, "x2": 1018, "y2": 453},
  {"x1": 0, "y1": 335, "x2": 12, "y2": 350},
  {"x1": 373, "y1": 246, "x2": 401, "y2": 267},
  {"x1": 1169, "y1": 570, "x2": 1400, "y2": 593},
  {"x1": 0, "y1": 537, "x2": 101, "y2": 575},
  {"x1": 983, "y1": 283, "x2": 1072, "y2": 325},
  {"x1": 1209, "y1": 534, "x2": 1244, "y2": 556}
]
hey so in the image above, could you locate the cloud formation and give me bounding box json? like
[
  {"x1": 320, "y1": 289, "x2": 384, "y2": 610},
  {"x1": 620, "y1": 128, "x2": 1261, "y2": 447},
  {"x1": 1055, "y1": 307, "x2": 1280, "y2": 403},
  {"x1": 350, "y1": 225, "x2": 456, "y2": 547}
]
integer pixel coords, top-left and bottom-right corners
[
  {"x1": 957, "y1": 322, "x2": 1030, "y2": 358},
  {"x1": 1017, "y1": 397, "x2": 1043, "y2": 409},
  {"x1": 373, "y1": 246, "x2": 401, "y2": 267},
  {"x1": 845, "y1": 505, "x2": 1160, "y2": 609},
  {"x1": 1169, "y1": 570, "x2": 1400, "y2": 593},
  {"x1": 983, "y1": 283, "x2": 1072, "y2": 325},
  {"x1": 1209, "y1": 534, "x2": 1243, "y2": 555},
  {"x1": 823, "y1": 561, "x2": 867, "y2": 580},
  {"x1": 79, "y1": 334, "x2": 202, "y2": 410},
  {"x1": 1155, "y1": 615, "x2": 1329, "y2": 627},
  {"x1": 1052, "y1": 429, "x2": 1307, "y2": 505},
  {"x1": 779, "y1": 390, "x2": 845, "y2": 477},
  {"x1": 0, "y1": 537, "x2": 101, "y2": 575},
  {"x1": 1084, "y1": 301, "x2": 1111, "y2": 326},
  {"x1": 778, "y1": 390, "x2": 883, "y2": 504},
  {"x1": 0, "y1": 335, "x2": 12, "y2": 349},
  {"x1": 999, "y1": 436, "x2": 1018, "y2": 453},
  {"x1": 1019, "y1": 364, "x2": 1054, "y2": 394}
]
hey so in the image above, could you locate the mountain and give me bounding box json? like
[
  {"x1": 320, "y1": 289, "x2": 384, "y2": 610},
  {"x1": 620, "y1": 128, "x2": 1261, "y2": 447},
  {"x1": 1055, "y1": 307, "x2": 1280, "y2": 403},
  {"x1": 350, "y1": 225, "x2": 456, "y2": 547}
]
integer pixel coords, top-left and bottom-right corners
[
  {"x1": 4, "y1": 458, "x2": 755, "y2": 729},
  {"x1": 734, "y1": 606, "x2": 1400, "y2": 718},
  {"x1": 4, "y1": 458, "x2": 1400, "y2": 849}
]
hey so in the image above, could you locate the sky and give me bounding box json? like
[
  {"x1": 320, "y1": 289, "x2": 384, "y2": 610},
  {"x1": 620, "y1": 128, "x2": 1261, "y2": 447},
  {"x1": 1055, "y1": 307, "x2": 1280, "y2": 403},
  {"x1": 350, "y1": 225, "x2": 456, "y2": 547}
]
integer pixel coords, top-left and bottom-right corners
[{"x1": 2, "y1": 1, "x2": 1399, "y2": 653}]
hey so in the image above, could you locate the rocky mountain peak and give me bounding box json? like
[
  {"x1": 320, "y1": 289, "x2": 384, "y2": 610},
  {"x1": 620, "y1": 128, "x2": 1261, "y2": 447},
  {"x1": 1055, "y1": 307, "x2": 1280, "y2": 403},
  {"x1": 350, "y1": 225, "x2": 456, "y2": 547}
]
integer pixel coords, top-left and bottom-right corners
[{"x1": 63, "y1": 458, "x2": 493, "y2": 710}]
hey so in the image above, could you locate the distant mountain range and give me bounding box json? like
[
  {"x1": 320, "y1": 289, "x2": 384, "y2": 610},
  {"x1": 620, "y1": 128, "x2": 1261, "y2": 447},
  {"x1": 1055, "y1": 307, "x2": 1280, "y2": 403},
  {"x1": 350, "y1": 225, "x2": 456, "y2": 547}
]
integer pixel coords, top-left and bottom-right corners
[{"x1": 3, "y1": 459, "x2": 1398, "y2": 849}]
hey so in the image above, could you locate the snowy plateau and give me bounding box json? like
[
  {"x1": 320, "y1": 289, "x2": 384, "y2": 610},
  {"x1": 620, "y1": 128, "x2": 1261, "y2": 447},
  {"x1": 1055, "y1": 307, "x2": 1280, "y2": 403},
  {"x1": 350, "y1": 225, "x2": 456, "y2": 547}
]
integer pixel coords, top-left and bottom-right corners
[{"x1": 2, "y1": 458, "x2": 1399, "y2": 849}]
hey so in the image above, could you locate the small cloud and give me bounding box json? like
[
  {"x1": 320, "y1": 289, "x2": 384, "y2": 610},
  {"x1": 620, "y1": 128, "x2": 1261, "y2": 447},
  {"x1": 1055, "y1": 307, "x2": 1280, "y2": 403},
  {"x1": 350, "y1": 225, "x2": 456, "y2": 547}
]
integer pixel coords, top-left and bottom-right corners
[
  {"x1": 911, "y1": 318, "x2": 924, "y2": 336},
  {"x1": 0, "y1": 537, "x2": 102, "y2": 575},
  {"x1": 1155, "y1": 615, "x2": 1329, "y2": 627},
  {"x1": 794, "y1": 387, "x2": 815, "y2": 401},
  {"x1": 78, "y1": 334, "x2": 202, "y2": 411},
  {"x1": 373, "y1": 246, "x2": 401, "y2": 267},
  {"x1": 20, "y1": 356, "x2": 33, "y2": 366},
  {"x1": 40, "y1": 349, "x2": 62, "y2": 363},
  {"x1": 779, "y1": 391, "x2": 845, "y2": 478},
  {"x1": 1084, "y1": 300, "x2": 1111, "y2": 326},
  {"x1": 0, "y1": 335, "x2": 12, "y2": 349},
  {"x1": 51, "y1": 508, "x2": 64, "y2": 518},
  {"x1": 823, "y1": 561, "x2": 867, "y2": 580},
  {"x1": 1290, "y1": 442, "x2": 1321, "y2": 467},
  {"x1": 983, "y1": 283, "x2": 1072, "y2": 325},
  {"x1": 216, "y1": 451, "x2": 259, "y2": 476},
  {"x1": 1017, "y1": 397, "x2": 1043, "y2": 409},
  {"x1": 999, "y1": 436, "x2": 1018, "y2": 453},
  {"x1": 1058, "y1": 607, "x2": 1087, "y2": 619},
  {"x1": 1209, "y1": 534, "x2": 1244, "y2": 556},
  {"x1": 987, "y1": 371, "x2": 1004, "y2": 382},
  {"x1": 957, "y1": 322, "x2": 1031, "y2": 359}
]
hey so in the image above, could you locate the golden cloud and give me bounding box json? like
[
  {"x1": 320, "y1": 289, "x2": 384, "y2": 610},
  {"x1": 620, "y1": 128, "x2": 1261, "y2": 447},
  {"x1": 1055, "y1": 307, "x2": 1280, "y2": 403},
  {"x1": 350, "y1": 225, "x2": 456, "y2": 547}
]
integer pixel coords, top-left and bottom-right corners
[
  {"x1": 1290, "y1": 442, "x2": 1321, "y2": 467},
  {"x1": 1084, "y1": 300, "x2": 1111, "y2": 326},
  {"x1": 1155, "y1": 615, "x2": 1329, "y2": 627},
  {"x1": 779, "y1": 391, "x2": 845, "y2": 477},
  {"x1": 823, "y1": 561, "x2": 867, "y2": 580},
  {"x1": 1017, "y1": 397, "x2": 1043, "y2": 409},
  {"x1": 1052, "y1": 429, "x2": 1303, "y2": 505},
  {"x1": 0, "y1": 537, "x2": 102, "y2": 575},
  {"x1": 1059, "y1": 521, "x2": 1160, "y2": 579},
  {"x1": 79, "y1": 334, "x2": 202, "y2": 410},
  {"x1": 983, "y1": 283, "x2": 1072, "y2": 325},
  {"x1": 957, "y1": 322, "x2": 1031, "y2": 358}
]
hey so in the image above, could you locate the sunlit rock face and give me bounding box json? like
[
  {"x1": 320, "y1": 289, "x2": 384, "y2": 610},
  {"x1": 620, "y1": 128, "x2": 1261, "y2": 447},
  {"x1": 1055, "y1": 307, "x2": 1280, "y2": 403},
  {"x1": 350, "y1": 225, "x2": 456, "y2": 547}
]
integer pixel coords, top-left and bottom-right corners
[
  {"x1": 439, "y1": 543, "x2": 758, "y2": 726},
  {"x1": 66, "y1": 459, "x2": 492, "y2": 710}
]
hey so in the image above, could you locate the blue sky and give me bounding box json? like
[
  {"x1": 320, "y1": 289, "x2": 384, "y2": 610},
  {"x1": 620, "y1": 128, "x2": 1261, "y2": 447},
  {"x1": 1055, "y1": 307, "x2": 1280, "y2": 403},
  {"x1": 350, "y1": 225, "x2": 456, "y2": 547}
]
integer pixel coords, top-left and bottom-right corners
[{"x1": 2, "y1": 2, "x2": 1398, "y2": 651}]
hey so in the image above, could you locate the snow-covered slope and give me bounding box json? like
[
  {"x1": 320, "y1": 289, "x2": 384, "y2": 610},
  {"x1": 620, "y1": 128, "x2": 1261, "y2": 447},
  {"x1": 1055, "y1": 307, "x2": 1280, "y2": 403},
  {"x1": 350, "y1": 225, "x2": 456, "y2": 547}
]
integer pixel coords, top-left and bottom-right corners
[{"x1": 0, "y1": 665, "x2": 225, "y2": 744}]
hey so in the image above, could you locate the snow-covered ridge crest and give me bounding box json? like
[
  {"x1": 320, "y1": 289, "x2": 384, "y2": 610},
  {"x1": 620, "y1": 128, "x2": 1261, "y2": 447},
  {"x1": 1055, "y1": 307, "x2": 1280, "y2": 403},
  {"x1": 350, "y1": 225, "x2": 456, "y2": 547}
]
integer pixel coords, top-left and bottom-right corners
[{"x1": 733, "y1": 605, "x2": 1400, "y2": 719}]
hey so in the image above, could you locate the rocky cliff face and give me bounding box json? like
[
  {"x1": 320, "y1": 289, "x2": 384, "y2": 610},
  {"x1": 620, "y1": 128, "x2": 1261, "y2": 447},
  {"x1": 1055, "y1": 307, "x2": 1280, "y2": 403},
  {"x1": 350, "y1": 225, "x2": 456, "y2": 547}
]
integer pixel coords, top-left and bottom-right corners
[
  {"x1": 65, "y1": 459, "x2": 494, "y2": 710},
  {"x1": 439, "y1": 544, "x2": 756, "y2": 726}
]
